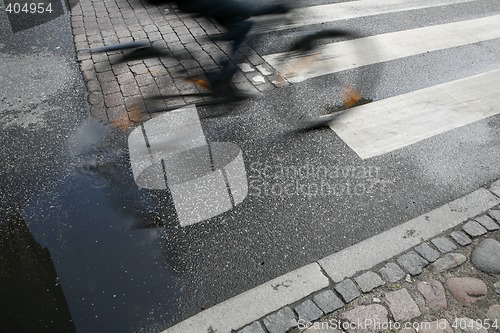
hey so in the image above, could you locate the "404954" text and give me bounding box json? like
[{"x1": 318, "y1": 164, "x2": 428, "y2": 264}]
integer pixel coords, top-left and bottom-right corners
[{"x1": 5, "y1": 2, "x2": 53, "y2": 14}]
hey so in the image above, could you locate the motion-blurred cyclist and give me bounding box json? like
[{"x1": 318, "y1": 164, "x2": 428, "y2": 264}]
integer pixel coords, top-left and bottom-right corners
[{"x1": 154, "y1": 0, "x2": 289, "y2": 93}]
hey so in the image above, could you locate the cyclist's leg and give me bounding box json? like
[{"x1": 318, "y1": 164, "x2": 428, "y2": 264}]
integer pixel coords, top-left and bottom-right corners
[{"x1": 251, "y1": 3, "x2": 288, "y2": 17}]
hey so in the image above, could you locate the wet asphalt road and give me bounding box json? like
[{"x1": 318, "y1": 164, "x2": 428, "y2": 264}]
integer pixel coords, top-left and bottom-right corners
[{"x1": 1, "y1": 0, "x2": 500, "y2": 332}]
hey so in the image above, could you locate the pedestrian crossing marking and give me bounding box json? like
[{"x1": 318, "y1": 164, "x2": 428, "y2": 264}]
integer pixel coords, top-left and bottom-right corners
[
  {"x1": 329, "y1": 69, "x2": 500, "y2": 159},
  {"x1": 264, "y1": 14, "x2": 500, "y2": 83},
  {"x1": 255, "y1": 0, "x2": 478, "y2": 32}
]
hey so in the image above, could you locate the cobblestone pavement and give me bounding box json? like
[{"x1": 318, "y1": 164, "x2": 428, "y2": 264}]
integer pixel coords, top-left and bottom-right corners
[
  {"x1": 70, "y1": 0, "x2": 282, "y2": 130},
  {"x1": 237, "y1": 207, "x2": 500, "y2": 333}
]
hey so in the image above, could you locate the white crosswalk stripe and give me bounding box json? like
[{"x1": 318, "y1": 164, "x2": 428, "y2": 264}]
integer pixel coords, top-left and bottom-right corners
[
  {"x1": 264, "y1": 14, "x2": 500, "y2": 83},
  {"x1": 329, "y1": 69, "x2": 500, "y2": 159},
  {"x1": 257, "y1": 1, "x2": 500, "y2": 160},
  {"x1": 254, "y1": 0, "x2": 478, "y2": 31}
]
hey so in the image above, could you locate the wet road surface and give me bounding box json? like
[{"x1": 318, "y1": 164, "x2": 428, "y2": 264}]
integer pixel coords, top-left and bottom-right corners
[{"x1": 1, "y1": 0, "x2": 500, "y2": 332}]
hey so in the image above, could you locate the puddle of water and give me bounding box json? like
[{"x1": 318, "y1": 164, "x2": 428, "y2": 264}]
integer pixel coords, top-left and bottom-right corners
[{"x1": 15, "y1": 118, "x2": 184, "y2": 333}]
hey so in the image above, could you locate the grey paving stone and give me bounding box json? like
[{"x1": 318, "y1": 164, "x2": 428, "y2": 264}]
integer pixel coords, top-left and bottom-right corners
[
  {"x1": 248, "y1": 53, "x2": 265, "y2": 66},
  {"x1": 486, "y1": 305, "x2": 500, "y2": 322},
  {"x1": 256, "y1": 64, "x2": 274, "y2": 76},
  {"x1": 86, "y1": 79, "x2": 101, "y2": 93},
  {"x1": 450, "y1": 230, "x2": 472, "y2": 246},
  {"x1": 120, "y1": 83, "x2": 140, "y2": 97},
  {"x1": 295, "y1": 299, "x2": 324, "y2": 323},
  {"x1": 385, "y1": 288, "x2": 421, "y2": 322},
  {"x1": 431, "y1": 237, "x2": 457, "y2": 253},
  {"x1": 313, "y1": 290, "x2": 344, "y2": 314},
  {"x1": 341, "y1": 304, "x2": 389, "y2": 333},
  {"x1": 397, "y1": 251, "x2": 429, "y2": 275},
  {"x1": 354, "y1": 271, "x2": 385, "y2": 293},
  {"x1": 103, "y1": 36, "x2": 119, "y2": 46},
  {"x1": 106, "y1": 106, "x2": 127, "y2": 123},
  {"x1": 174, "y1": 26, "x2": 190, "y2": 36},
  {"x1": 489, "y1": 209, "x2": 500, "y2": 223},
  {"x1": 238, "y1": 321, "x2": 266, "y2": 333},
  {"x1": 495, "y1": 282, "x2": 500, "y2": 295},
  {"x1": 97, "y1": 70, "x2": 116, "y2": 83},
  {"x1": 116, "y1": 29, "x2": 131, "y2": 38},
  {"x1": 334, "y1": 279, "x2": 360, "y2": 303},
  {"x1": 135, "y1": 73, "x2": 154, "y2": 87},
  {"x1": 378, "y1": 262, "x2": 405, "y2": 283},
  {"x1": 256, "y1": 82, "x2": 275, "y2": 92},
  {"x1": 79, "y1": 59, "x2": 94, "y2": 71},
  {"x1": 144, "y1": 24, "x2": 158, "y2": 33},
  {"x1": 263, "y1": 307, "x2": 297, "y2": 333},
  {"x1": 88, "y1": 91, "x2": 104, "y2": 105},
  {"x1": 104, "y1": 92, "x2": 124, "y2": 108},
  {"x1": 148, "y1": 64, "x2": 168, "y2": 75},
  {"x1": 102, "y1": 81, "x2": 121, "y2": 95},
  {"x1": 462, "y1": 221, "x2": 488, "y2": 237},
  {"x1": 131, "y1": 31, "x2": 147, "y2": 39},
  {"x1": 475, "y1": 215, "x2": 499, "y2": 231},
  {"x1": 414, "y1": 242, "x2": 440, "y2": 262},
  {"x1": 116, "y1": 71, "x2": 135, "y2": 85},
  {"x1": 471, "y1": 238, "x2": 500, "y2": 273},
  {"x1": 430, "y1": 253, "x2": 466, "y2": 273},
  {"x1": 129, "y1": 63, "x2": 149, "y2": 75}
]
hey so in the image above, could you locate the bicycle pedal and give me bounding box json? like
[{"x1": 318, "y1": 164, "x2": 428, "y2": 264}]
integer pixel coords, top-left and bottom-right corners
[
  {"x1": 342, "y1": 86, "x2": 362, "y2": 108},
  {"x1": 183, "y1": 77, "x2": 211, "y2": 90}
]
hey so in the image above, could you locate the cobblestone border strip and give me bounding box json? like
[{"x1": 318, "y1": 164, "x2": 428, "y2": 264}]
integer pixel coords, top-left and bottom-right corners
[
  {"x1": 235, "y1": 209, "x2": 500, "y2": 333},
  {"x1": 158, "y1": 181, "x2": 500, "y2": 333},
  {"x1": 318, "y1": 187, "x2": 499, "y2": 282}
]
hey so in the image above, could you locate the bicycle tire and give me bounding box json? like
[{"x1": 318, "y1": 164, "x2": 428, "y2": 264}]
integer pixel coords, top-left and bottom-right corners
[{"x1": 271, "y1": 28, "x2": 382, "y2": 127}]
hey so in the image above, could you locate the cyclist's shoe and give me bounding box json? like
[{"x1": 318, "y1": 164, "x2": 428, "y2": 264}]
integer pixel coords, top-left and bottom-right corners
[{"x1": 204, "y1": 62, "x2": 239, "y2": 94}]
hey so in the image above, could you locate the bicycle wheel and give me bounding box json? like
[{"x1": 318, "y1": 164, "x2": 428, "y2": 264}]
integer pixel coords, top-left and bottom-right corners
[{"x1": 269, "y1": 28, "x2": 381, "y2": 127}]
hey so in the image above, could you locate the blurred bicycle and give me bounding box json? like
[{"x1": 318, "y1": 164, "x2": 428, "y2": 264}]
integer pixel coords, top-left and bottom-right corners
[{"x1": 89, "y1": 0, "x2": 380, "y2": 129}]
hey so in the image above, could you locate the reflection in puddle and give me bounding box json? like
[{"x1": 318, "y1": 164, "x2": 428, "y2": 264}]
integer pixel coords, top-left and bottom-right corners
[
  {"x1": 16, "y1": 118, "x2": 185, "y2": 332},
  {"x1": 0, "y1": 213, "x2": 75, "y2": 332}
]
